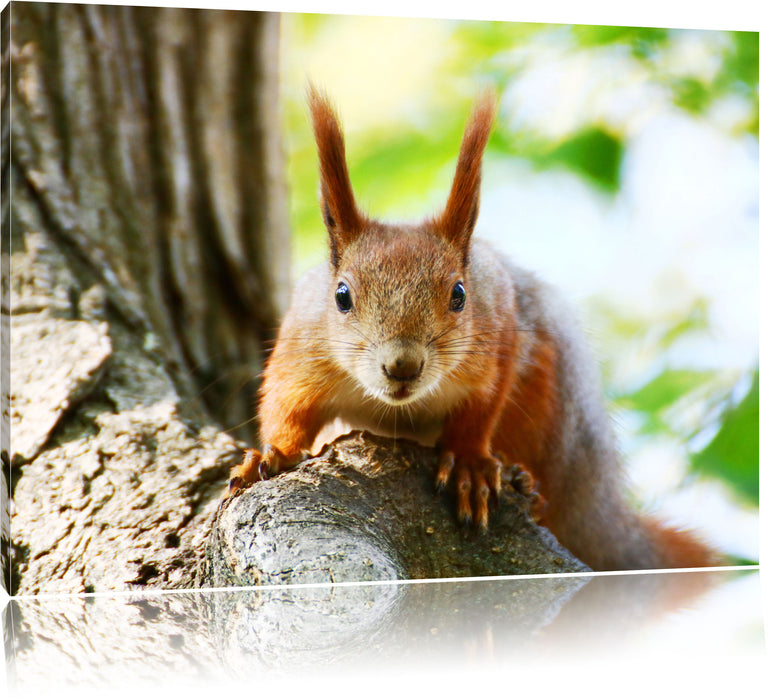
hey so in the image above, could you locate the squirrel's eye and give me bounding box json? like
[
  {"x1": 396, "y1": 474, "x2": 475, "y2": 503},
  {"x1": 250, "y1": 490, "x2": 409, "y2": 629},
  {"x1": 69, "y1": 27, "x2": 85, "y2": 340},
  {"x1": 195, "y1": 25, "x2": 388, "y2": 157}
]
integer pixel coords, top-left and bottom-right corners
[
  {"x1": 450, "y1": 281, "x2": 466, "y2": 312},
  {"x1": 335, "y1": 282, "x2": 353, "y2": 313}
]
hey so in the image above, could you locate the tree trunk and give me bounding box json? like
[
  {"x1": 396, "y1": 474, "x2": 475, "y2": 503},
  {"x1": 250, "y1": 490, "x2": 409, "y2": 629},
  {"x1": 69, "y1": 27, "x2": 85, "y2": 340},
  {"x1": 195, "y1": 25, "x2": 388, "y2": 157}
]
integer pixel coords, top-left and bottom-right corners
[
  {"x1": 2, "y1": 3, "x2": 586, "y2": 597},
  {"x1": 6, "y1": 3, "x2": 290, "y2": 443},
  {"x1": 3, "y1": 2, "x2": 289, "y2": 594}
]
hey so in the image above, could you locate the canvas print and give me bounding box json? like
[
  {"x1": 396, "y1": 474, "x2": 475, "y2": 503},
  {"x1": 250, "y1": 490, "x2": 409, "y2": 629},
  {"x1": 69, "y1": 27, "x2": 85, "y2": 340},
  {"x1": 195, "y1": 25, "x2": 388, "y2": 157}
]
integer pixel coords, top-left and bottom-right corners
[{"x1": 2, "y1": 3, "x2": 758, "y2": 596}]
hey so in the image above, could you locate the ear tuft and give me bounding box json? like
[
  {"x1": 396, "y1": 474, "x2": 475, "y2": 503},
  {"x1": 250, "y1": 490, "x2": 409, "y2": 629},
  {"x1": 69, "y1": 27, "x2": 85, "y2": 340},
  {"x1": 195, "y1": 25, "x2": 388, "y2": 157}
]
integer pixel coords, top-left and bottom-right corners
[
  {"x1": 435, "y1": 90, "x2": 497, "y2": 256},
  {"x1": 307, "y1": 85, "x2": 364, "y2": 264}
]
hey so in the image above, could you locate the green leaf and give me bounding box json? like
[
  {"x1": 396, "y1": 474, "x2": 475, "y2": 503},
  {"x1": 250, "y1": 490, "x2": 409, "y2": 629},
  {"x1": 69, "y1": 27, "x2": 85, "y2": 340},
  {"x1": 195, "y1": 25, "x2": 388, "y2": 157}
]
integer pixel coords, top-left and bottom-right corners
[
  {"x1": 616, "y1": 368, "x2": 720, "y2": 436},
  {"x1": 621, "y1": 368, "x2": 717, "y2": 416},
  {"x1": 451, "y1": 19, "x2": 547, "y2": 58},
  {"x1": 724, "y1": 31, "x2": 759, "y2": 91},
  {"x1": 671, "y1": 77, "x2": 713, "y2": 115},
  {"x1": 535, "y1": 127, "x2": 624, "y2": 192},
  {"x1": 691, "y1": 371, "x2": 759, "y2": 505},
  {"x1": 717, "y1": 31, "x2": 759, "y2": 136},
  {"x1": 571, "y1": 24, "x2": 670, "y2": 57}
]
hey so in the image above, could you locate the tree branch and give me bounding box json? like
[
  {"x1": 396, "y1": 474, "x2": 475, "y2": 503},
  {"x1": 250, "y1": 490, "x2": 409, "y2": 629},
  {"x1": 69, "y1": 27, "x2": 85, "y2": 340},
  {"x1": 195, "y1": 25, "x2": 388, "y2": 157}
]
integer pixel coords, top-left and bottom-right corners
[{"x1": 200, "y1": 432, "x2": 588, "y2": 589}]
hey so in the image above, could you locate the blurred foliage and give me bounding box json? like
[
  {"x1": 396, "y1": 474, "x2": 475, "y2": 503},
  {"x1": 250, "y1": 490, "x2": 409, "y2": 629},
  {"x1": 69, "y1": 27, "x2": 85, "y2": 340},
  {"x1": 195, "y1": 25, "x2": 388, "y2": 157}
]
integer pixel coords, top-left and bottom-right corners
[
  {"x1": 285, "y1": 18, "x2": 758, "y2": 255},
  {"x1": 281, "y1": 16, "x2": 759, "y2": 515},
  {"x1": 533, "y1": 126, "x2": 623, "y2": 191},
  {"x1": 591, "y1": 294, "x2": 758, "y2": 507},
  {"x1": 691, "y1": 370, "x2": 759, "y2": 505},
  {"x1": 666, "y1": 31, "x2": 759, "y2": 134},
  {"x1": 571, "y1": 25, "x2": 670, "y2": 52}
]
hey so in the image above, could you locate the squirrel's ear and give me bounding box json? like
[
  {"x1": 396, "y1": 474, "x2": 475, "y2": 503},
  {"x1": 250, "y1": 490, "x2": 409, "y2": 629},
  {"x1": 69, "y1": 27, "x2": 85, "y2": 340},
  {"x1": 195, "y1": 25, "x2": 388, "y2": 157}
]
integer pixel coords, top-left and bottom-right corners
[
  {"x1": 308, "y1": 85, "x2": 365, "y2": 267},
  {"x1": 435, "y1": 91, "x2": 496, "y2": 258}
]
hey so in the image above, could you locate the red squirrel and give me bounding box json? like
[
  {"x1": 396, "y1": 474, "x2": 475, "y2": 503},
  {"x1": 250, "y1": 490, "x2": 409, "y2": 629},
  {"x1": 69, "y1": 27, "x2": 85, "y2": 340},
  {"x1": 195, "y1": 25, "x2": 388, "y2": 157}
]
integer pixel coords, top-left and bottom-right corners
[{"x1": 229, "y1": 86, "x2": 719, "y2": 572}]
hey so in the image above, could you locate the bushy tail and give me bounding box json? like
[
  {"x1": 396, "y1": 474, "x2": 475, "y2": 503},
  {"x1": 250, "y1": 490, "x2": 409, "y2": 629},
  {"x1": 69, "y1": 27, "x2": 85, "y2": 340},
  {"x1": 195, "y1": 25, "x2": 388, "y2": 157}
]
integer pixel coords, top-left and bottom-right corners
[
  {"x1": 642, "y1": 516, "x2": 722, "y2": 569},
  {"x1": 543, "y1": 479, "x2": 722, "y2": 571}
]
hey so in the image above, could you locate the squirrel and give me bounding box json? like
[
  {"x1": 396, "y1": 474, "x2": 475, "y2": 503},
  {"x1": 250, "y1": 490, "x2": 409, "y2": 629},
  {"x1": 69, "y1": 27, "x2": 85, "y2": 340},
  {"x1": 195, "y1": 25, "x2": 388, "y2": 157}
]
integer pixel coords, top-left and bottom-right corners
[{"x1": 228, "y1": 86, "x2": 719, "y2": 572}]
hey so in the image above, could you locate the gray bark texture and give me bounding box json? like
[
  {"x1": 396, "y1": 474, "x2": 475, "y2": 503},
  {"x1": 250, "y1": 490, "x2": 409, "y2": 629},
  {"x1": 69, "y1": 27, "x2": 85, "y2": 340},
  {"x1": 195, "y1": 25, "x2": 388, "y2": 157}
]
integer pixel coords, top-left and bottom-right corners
[
  {"x1": 203, "y1": 432, "x2": 588, "y2": 589},
  {"x1": 2, "y1": 2, "x2": 587, "y2": 600},
  {"x1": 3, "y1": 2, "x2": 288, "y2": 594}
]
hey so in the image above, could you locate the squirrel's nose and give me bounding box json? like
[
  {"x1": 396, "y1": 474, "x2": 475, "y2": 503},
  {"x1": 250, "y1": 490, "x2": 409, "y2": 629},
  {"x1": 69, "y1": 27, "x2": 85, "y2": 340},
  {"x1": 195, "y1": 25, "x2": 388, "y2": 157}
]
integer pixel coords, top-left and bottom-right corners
[
  {"x1": 379, "y1": 339, "x2": 427, "y2": 382},
  {"x1": 382, "y1": 356, "x2": 424, "y2": 382}
]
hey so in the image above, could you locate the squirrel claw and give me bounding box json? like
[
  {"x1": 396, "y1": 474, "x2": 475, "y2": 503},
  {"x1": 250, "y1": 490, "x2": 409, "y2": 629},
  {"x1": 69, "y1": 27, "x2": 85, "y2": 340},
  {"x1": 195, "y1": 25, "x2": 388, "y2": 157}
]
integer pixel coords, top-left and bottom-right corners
[
  {"x1": 225, "y1": 446, "x2": 309, "y2": 500},
  {"x1": 228, "y1": 475, "x2": 245, "y2": 494},
  {"x1": 436, "y1": 451, "x2": 501, "y2": 532},
  {"x1": 227, "y1": 448, "x2": 265, "y2": 493},
  {"x1": 504, "y1": 464, "x2": 547, "y2": 523},
  {"x1": 435, "y1": 451, "x2": 455, "y2": 491}
]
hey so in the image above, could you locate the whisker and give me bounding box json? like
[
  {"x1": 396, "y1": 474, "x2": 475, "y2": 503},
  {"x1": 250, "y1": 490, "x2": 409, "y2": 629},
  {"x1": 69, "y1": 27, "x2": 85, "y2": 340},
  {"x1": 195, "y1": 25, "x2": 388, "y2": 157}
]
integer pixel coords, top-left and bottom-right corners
[{"x1": 219, "y1": 413, "x2": 260, "y2": 436}]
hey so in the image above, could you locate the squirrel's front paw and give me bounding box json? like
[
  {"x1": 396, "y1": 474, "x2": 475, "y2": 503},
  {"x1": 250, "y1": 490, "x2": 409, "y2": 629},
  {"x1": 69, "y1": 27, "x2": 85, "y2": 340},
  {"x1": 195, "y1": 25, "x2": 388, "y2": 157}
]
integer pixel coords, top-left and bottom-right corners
[
  {"x1": 502, "y1": 463, "x2": 547, "y2": 523},
  {"x1": 227, "y1": 446, "x2": 309, "y2": 496},
  {"x1": 436, "y1": 451, "x2": 502, "y2": 530}
]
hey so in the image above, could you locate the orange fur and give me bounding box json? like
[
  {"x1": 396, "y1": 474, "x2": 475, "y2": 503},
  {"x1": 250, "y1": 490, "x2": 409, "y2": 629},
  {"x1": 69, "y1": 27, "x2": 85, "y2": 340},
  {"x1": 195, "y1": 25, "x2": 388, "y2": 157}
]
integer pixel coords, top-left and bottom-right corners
[
  {"x1": 307, "y1": 86, "x2": 367, "y2": 265},
  {"x1": 433, "y1": 89, "x2": 497, "y2": 256},
  {"x1": 642, "y1": 517, "x2": 722, "y2": 569},
  {"x1": 493, "y1": 331, "x2": 559, "y2": 475}
]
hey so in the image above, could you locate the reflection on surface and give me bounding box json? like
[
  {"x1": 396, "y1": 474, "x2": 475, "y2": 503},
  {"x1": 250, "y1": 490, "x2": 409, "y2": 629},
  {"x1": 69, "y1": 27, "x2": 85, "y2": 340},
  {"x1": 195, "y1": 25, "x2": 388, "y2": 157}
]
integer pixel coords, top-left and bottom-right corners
[{"x1": 3, "y1": 569, "x2": 764, "y2": 696}]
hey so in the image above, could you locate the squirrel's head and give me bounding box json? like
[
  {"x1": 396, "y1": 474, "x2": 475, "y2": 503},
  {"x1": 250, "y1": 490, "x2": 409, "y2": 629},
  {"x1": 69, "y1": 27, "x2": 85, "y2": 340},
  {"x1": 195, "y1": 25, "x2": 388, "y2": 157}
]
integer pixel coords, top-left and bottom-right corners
[{"x1": 308, "y1": 86, "x2": 496, "y2": 405}]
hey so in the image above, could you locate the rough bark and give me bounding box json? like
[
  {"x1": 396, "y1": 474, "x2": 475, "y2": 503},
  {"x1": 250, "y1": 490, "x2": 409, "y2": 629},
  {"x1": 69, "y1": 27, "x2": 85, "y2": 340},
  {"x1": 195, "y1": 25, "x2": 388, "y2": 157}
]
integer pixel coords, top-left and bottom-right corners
[
  {"x1": 201, "y1": 432, "x2": 588, "y2": 589},
  {"x1": 3, "y1": 2, "x2": 289, "y2": 594},
  {"x1": 6, "y1": 225, "x2": 244, "y2": 594},
  {"x1": 6, "y1": 3, "x2": 289, "y2": 443},
  {"x1": 3, "y1": 3, "x2": 586, "y2": 599}
]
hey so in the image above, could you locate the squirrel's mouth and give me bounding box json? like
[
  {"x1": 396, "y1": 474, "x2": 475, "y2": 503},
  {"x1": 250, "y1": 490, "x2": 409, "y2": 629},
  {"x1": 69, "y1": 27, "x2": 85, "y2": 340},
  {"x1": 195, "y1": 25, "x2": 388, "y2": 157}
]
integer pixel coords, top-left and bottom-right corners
[
  {"x1": 389, "y1": 384, "x2": 412, "y2": 401},
  {"x1": 368, "y1": 371, "x2": 441, "y2": 407},
  {"x1": 373, "y1": 381, "x2": 419, "y2": 406}
]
